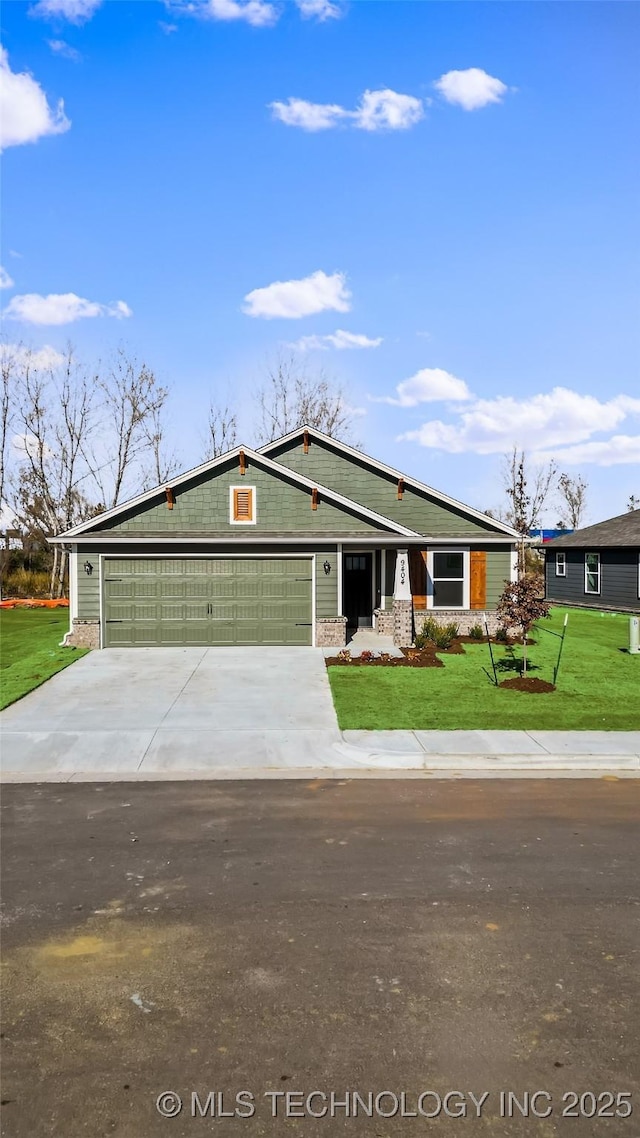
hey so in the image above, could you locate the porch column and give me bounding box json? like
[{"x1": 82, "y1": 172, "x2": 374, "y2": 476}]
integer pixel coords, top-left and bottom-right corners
[{"x1": 392, "y1": 548, "x2": 413, "y2": 647}]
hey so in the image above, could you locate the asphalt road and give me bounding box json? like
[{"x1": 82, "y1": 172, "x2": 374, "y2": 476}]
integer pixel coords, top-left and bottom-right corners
[{"x1": 1, "y1": 779, "x2": 639, "y2": 1138}]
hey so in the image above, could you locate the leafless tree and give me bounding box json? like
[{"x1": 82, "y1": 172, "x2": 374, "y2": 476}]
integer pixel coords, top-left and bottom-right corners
[
  {"x1": 10, "y1": 346, "x2": 97, "y2": 596},
  {"x1": 255, "y1": 352, "x2": 356, "y2": 445},
  {"x1": 502, "y1": 447, "x2": 558, "y2": 534},
  {"x1": 0, "y1": 346, "x2": 16, "y2": 517},
  {"x1": 86, "y1": 346, "x2": 169, "y2": 508},
  {"x1": 201, "y1": 401, "x2": 237, "y2": 461},
  {"x1": 141, "y1": 404, "x2": 181, "y2": 490},
  {"x1": 557, "y1": 472, "x2": 588, "y2": 530}
]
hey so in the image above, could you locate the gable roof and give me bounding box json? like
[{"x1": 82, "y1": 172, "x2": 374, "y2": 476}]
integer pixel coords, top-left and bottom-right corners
[
  {"x1": 51, "y1": 444, "x2": 422, "y2": 542},
  {"x1": 545, "y1": 509, "x2": 640, "y2": 549},
  {"x1": 259, "y1": 425, "x2": 522, "y2": 539}
]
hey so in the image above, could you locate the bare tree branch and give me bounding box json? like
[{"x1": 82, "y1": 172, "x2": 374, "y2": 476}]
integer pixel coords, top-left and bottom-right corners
[
  {"x1": 557, "y1": 472, "x2": 588, "y2": 530},
  {"x1": 201, "y1": 401, "x2": 237, "y2": 461},
  {"x1": 501, "y1": 447, "x2": 557, "y2": 534},
  {"x1": 85, "y1": 346, "x2": 169, "y2": 508},
  {"x1": 255, "y1": 352, "x2": 356, "y2": 445},
  {"x1": 141, "y1": 403, "x2": 181, "y2": 490}
]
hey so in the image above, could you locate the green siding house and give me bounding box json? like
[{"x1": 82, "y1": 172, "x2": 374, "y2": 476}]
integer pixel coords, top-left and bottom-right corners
[{"x1": 51, "y1": 426, "x2": 520, "y2": 649}]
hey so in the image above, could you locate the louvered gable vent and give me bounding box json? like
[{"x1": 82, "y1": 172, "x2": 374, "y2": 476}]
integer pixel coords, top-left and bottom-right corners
[{"x1": 231, "y1": 486, "x2": 255, "y2": 524}]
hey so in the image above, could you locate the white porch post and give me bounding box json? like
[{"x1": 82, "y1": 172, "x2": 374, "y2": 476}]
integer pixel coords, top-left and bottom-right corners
[
  {"x1": 392, "y1": 548, "x2": 413, "y2": 646},
  {"x1": 393, "y1": 548, "x2": 411, "y2": 600}
]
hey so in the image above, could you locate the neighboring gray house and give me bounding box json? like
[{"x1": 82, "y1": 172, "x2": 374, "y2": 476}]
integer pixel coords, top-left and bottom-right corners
[
  {"x1": 545, "y1": 509, "x2": 640, "y2": 613},
  {"x1": 50, "y1": 426, "x2": 520, "y2": 649}
]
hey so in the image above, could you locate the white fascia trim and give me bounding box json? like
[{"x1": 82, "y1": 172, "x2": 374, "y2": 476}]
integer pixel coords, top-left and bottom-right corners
[
  {"x1": 55, "y1": 535, "x2": 518, "y2": 547},
  {"x1": 259, "y1": 425, "x2": 522, "y2": 539},
  {"x1": 52, "y1": 445, "x2": 419, "y2": 542}
]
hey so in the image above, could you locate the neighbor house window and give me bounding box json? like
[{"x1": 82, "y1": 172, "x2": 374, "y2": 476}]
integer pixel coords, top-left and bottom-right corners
[
  {"x1": 584, "y1": 552, "x2": 600, "y2": 594},
  {"x1": 431, "y1": 551, "x2": 466, "y2": 608},
  {"x1": 555, "y1": 552, "x2": 566, "y2": 577},
  {"x1": 230, "y1": 486, "x2": 256, "y2": 525}
]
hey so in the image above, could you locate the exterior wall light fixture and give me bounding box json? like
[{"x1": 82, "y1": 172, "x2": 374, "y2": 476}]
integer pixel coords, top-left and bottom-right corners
[
  {"x1": 323, "y1": 560, "x2": 331, "y2": 575},
  {"x1": 84, "y1": 561, "x2": 93, "y2": 575}
]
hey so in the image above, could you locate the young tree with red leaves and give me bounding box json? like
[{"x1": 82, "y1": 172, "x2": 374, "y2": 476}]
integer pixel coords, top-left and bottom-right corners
[{"x1": 496, "y1": 575, "x2": 551, "y2": 675}]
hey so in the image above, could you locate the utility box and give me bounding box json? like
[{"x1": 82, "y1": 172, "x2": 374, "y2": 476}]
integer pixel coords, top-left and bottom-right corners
[{"x1": 630, "y1": 616, "x2": 640, "y2": 655}]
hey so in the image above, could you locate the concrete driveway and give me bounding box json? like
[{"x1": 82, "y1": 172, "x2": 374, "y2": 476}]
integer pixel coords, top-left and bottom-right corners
[{"x1": 0, "y1": 648, "x2": 341, "y2": 776}]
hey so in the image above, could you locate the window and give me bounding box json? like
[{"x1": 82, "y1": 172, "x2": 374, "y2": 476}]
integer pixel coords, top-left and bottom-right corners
[
  {"x1": 230, "y1": 486, "x2": 256, "y2": 525},
  {"x1": 432, "y1": 551, "x2": 465, "y2": 608},
  {"x1": 345, "y1": 555, "x2": 367, "y2": 571},
  {"x1": 555, "y1": 552, "x2": 566, "y2": 577},
  {"x1": 584, "y1": 552, "x2": 600, "y2": 594}
]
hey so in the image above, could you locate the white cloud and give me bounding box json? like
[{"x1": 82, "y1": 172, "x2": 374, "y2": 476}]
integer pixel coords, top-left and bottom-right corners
[
  {"x1": 4, "y1": 292, "x2": 132, "y2": 325},
  {"x1": 535, "y1": 435, "x2": 640, "y2": 468},
  {"x1": 295, "y1": 0, "x2": 343, "y2": 18},
  {"x1": 289, "y1": 329, "x2": 382, "y2": 351},
  {"x1": 204, "y1": 0, "x2": 278, "y2": 26},
  {"x1": 399, "y1": 387, "x2": 640, "y2": 460},
  {"x1": 1, "y1": 343, "x2": 65, "y2": 370},
  {"x1": 31, "y1": 0, "x2": 103, "y2": 22},
  {"x1": 270, "y1": 87, "x2": 424, "y2": 132},
  {"x1": 0, "y1": 266, "x2": 14, "y2": 290},
  {"x1": 243, "y1": 270, "x2": 351, "y2": 319},
  {"x1": 270, "y1": 97, "x2": 348, "y2": 131},
  {"x1": 377, "y1": 367, "x2": 472, "y2": 407},
  {"x1": 0, "y1": 46, "x2": 70, "y2": 150},
  {"x1": 354, "y1": 89, "x2": 424, "y2": 131},
  {"x1": 48, "y1": 39, "x2": 81, "y2": 60},
  {"x1": 434, "y1": 67, "x2": 508, "y2": 111}
]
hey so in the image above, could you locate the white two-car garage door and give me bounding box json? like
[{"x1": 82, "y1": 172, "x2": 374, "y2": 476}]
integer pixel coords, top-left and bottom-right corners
[{"x1": 103, "y1": 558, "x2": 313, "y2": 647}]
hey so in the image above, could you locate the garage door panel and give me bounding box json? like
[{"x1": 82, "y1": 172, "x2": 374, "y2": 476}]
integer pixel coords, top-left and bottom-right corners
[{"x1": 104, "y1": 558, "x2": 313, "y2": 647}]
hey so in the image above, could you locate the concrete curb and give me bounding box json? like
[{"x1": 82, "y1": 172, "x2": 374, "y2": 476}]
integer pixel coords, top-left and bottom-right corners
[{"x1": 1, "y1": 762, "x2": 638, "y2": 783}]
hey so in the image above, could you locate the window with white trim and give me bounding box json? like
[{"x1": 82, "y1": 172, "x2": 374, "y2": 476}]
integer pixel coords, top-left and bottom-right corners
[
  {"x1": 555, "y1": 551, "x2": 566, "y2": 577},
  {"x1": 229, "y1": 486, "x2": 256, "y2": 525},
  {"x1": 431, "y1": 551, "x2": 465, "y2": 608},
  {"x1": 584, "y1": 551, "x2": 600, "y2": 594}
]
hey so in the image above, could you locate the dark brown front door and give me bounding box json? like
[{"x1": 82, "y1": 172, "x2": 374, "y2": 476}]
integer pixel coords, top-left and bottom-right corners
[{"x1": 344, "y1": 553, "x2": 373, "y2": 629}]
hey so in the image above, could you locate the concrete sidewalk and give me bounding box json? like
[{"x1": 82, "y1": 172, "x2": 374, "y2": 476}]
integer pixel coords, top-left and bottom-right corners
[
  {"x1": 1, "y1": 728, "x2": 638, "y2": 781},
  {"x1": 1, "y1": 647, "x2": 638, "y2": 781}
]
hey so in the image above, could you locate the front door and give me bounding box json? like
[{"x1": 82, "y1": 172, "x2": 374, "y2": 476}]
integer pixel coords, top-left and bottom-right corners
[{"x1": 344, "y1": 553, "x2": 373, "y2": 630}]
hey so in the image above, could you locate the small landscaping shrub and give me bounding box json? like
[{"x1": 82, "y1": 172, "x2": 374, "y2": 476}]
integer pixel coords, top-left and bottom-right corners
[
  {"x1": 359, "y1": 649, "x2": 376, "y2": 663},
  {"x1": 494, "y1": 626, "x2": 509, "y2": 643},
  {"x1": 469, "y1": 623, "x2": 484, "y2": 640},
  {"x1": 433, "y1": 622, "x2": 459, "y2": 650},
  {"x1": 415, "y1": 615, "x2": 440, "y2": 648},
  {"x1": 378, "y1": 652, "x2": 392, "y2": 664},
  {"x1": 336, "y1": 649, "x2": 352, "y2": 664}
]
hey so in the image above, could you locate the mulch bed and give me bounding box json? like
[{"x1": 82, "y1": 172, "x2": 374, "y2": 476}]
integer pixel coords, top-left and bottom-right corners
[
  {"x1": 325, "y1": 647, "x2": 444, "y2": 668},
  {"x1": 326, "y1": 634, "x2": 538, "y2": 672},
  {"x1": 499, "y1": 677, "x2": 556, "y2": 693}
]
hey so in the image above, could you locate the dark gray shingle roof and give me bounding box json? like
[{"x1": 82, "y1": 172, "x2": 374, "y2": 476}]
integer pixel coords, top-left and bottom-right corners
[{"x1": 545, "y1": 509, "x2": 640, "y2": 548}]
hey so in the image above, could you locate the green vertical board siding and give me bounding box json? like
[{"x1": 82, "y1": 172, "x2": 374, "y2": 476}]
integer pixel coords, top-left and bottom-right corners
[
  {"x1": 77, "y1": 549, "x2": 101, "y2": 618},
  {"x1": 485, "y1": 546, "x2": 512, "y2": 608},
  {"x1": 315, "y1": 550, "x2": 339, "y2": 618},
  {"x1": 95, "y1": 459, "x2": 384, "y2": 535},
  {"x1": 269, "y1": 439, "x2": 504, "y2": 536},
  {"x1": 103, "y1": 557, "x2": 313, "y2": 646}
]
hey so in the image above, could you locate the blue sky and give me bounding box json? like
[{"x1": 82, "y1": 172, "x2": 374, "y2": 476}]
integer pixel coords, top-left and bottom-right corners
[{"x1": 2, "y1": 0, "x2": 639, "y2": 524}]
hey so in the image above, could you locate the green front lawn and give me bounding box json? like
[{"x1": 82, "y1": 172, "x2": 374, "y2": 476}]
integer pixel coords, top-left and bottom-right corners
[
  {"x1": 329, "y1": 607, "x2": 640, "y2": 731},
  {"x1": 0, "y1": 608, "x2": 88, "y2": 710}
]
